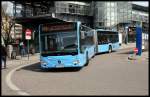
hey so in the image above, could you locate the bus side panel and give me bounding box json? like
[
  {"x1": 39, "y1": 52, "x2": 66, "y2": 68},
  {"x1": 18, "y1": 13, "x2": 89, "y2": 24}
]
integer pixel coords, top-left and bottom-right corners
[
  {"x1": 86, "y1": 45, "x2": 96, "y2": 59},
  {"x1": 98, "y1": 44, "x2": 109, "y2": 53},
  {"x1": 78, "y1": 53, "x2": 87, "y2": 67},
  {"x1": 112, "y1": 42, "x2": 120, "y2": 51}
]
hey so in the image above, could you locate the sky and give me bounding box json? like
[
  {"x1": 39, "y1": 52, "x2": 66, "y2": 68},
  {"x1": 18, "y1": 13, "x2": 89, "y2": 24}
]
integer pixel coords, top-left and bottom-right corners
[{"x1": 2, "y1": 1, "x2": 149, "y2": 16}]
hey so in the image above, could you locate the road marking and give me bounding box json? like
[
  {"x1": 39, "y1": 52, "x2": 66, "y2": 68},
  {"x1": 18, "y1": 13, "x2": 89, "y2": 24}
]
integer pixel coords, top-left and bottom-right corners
[
  {"x1": 18, "y1": 91, "x2": 30, "y2": 95},
  {"x1": 5, "y1": 62, "x2": 38, "y2": 95}
]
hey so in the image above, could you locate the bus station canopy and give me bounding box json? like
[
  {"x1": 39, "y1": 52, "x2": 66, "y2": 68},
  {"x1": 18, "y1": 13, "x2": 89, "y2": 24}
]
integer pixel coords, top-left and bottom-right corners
[{"x1": 14, "y1": 16, "x2": 66, "y2": 25}]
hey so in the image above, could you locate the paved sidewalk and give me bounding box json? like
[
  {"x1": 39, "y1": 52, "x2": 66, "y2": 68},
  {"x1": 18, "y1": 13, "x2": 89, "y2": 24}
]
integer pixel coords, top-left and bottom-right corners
[
  {"x1": 1, "y1": 53, "x2": 40, "y2": 96},
  {"x1": 141, "y1": 51, "x2": 149, "y2": 60},
  {"x1": 128, "y1": 51, "x2": 149, "y2": 61},
  {"x1": 1, "y1": 53, "x2": 40, "y2": 69},
  {"x1": 119, "y1": 43, "x2": 149, "y2": 61},
  {"x1": 119, "y1": 43, "x2": 136, "y2": 50}
]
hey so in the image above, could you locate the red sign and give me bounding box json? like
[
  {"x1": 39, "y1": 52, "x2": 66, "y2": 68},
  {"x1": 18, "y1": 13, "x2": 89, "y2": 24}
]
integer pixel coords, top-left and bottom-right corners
[
  {"x1": 134, "y1": 48, "x2": 138, "y2": 53},
  {"x1": 25, "y1": 29, "x2": 32, "y2": 40}
]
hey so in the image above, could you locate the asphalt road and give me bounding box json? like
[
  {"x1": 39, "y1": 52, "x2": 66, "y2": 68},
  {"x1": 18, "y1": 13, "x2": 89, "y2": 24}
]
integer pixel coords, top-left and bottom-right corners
[{"x1": 2, "y1": 48, "x2": 149, "y2": 96}]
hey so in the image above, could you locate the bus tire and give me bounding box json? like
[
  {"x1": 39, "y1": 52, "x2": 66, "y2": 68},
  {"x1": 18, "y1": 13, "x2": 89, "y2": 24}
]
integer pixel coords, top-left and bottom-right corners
[
  {"x1": 93, "y1": 47, "x2": 96, "y2": 58},
  {"x1": 108, "y1": 46, "x2": 112, "y2": 53},
  {"x1": 85, "y1": 52, "x2": 89, "y2": 66}
]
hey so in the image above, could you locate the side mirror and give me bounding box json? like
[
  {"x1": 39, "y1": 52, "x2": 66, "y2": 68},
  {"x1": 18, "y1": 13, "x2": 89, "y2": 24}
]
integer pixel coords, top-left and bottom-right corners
[{"x1": 81, "y1": 31, "x2": 85, "y2": 39}]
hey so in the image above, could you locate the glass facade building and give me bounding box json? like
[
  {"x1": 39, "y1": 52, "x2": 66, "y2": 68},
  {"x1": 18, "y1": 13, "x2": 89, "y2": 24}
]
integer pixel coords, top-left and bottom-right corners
[
  {"x1": 13, "y1": 1, "x2": 148, "y2": 30},
  {"x1": 13, "y1": 1, "x2": 93, "y2": 27},
  {"x1": 94, "y1": 2, "x2": 118, "y2": 29},
  {"x1": 11, "y1": 1, "x2": 148, "y2": 52},
  {"x1": 94, "y1": 2, "x2": 133, "y2": 29},
  {"x1": 94, "y1": 1, "x2": 148, "y2": 43},
  {"x1": 54, "y1": 1, "x2": 93, "y2": 27}
]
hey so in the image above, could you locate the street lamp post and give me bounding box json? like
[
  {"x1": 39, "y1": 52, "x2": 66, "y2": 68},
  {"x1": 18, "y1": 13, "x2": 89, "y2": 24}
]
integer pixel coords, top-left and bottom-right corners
[{"x1": 125, "y1": 26, "x2": 128, "y2": 44}]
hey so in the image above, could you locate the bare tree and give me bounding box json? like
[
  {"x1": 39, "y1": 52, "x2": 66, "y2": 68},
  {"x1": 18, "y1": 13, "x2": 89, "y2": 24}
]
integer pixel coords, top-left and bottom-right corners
[{"x1": 1, "y1": 4, "x2": 15, "y2": 47}]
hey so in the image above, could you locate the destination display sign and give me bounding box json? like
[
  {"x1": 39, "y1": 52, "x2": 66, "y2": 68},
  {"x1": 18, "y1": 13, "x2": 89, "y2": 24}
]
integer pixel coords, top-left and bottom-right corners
[{"x1": 41, "y1": 23, "x2": 75, "y2": 32}]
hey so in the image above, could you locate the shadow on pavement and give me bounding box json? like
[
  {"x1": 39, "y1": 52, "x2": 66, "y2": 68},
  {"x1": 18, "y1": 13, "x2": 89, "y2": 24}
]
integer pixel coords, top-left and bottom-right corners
[
  {"x1": 117, "y1": 50, "x2": 134, "y2": 55},
  {"x1": 20, "y1": 62, "x2": 82, "y2": 73},
  {"x1": 95, "y1": 51, "x2": 116, "y2": 56},
  {"x1": 117, "y1": 49, "x2": 148, "y2": 55},
  {"x1": 95, "y1": 52, "x2": 108, "y2": 55}
]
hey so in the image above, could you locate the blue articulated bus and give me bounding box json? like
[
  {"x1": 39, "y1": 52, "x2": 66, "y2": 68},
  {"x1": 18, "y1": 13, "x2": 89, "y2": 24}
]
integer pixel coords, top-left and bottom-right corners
[
  {"x1": 39, "y1": 21, "x2": 96, "y2": 69},
  {"x1": 95, "y1": 29, "x2": 120, "y2": 53}
]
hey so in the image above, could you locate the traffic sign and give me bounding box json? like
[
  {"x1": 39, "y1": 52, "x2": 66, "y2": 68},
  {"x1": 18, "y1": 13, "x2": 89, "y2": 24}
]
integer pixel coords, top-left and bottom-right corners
[
  {"x1": 134, "y1": 48, "x2": 138, "y2": 54},
  {"x1": 25, "y1": 29, "x2": 32, "y2": 40}
]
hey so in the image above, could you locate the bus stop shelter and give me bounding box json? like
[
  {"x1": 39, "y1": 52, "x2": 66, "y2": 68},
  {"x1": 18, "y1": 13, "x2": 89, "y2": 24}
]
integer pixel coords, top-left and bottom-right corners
[{"x1": 14, "y1": 16, "x2": 66, "y2": 53}]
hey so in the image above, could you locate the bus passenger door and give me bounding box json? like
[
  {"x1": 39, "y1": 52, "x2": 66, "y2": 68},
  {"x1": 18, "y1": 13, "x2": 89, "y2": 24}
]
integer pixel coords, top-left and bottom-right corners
[{"x1": 98, "y1": 34, "x2": 109, "y2": 53}]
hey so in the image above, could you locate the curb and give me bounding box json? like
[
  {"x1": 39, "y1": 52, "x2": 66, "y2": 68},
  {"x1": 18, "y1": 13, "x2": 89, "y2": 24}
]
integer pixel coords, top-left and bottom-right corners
[
  {"x1": 5, "y1": 55, "x2": 39, "y2": 68},
  {"x1": 128, "y1": 54, "x2": 138, "y2": 60},
  {"x1": 128, "y1": 54, "x2": 148, "y2": 61},
  {"x1": 5, "y1": 61, "x2": 39, "y2": 95}
]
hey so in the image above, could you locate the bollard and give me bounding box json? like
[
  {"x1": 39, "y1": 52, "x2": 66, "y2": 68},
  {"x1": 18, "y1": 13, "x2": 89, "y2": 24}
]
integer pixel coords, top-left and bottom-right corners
[{"x1": 128, "y1": 48, "x2": 138, "y2": 60}]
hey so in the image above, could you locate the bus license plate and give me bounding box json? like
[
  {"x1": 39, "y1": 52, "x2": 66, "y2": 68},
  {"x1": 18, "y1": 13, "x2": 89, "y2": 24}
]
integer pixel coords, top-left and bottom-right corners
[{"x1": 56, "y1": 64, "x2": 64, "y2": 68}]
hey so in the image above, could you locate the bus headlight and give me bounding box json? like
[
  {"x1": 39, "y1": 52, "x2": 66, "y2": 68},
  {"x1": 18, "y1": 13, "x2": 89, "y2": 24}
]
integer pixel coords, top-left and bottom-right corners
[
  {"x1": 41, "y1": 61, "x2": 48, "y2": 66},
  {"x1": 73, "y1": 60, "x2": 80, "y2": 64}
]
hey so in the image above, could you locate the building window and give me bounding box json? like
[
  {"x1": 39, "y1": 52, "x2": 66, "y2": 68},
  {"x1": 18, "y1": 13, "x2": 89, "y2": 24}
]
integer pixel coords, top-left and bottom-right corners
[{"x1": 110, "y1": 2, "x2": 114, "y2": 7}]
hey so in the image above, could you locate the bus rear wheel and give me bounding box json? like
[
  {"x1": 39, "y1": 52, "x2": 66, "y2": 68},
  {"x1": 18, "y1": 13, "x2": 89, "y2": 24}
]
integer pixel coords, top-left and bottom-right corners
[
  {"x1": 108, "y1": 46, "x2": 112, "y2": 53},
  {"x1": 92, "y1": 47, "x2": 96, "y2": 58},
  {"x1": 85, "y1": 52, "x2": 89, "y2": 66}
]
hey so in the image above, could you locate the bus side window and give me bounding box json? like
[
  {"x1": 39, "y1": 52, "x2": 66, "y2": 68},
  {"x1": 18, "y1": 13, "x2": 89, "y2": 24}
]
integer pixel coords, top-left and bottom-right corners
[
  {"x1": 98, "y1": 33, "x2": 102, "y2": 44},
  {"x1": 102, "y1": 34, "x2": 107, "y2": 44}
]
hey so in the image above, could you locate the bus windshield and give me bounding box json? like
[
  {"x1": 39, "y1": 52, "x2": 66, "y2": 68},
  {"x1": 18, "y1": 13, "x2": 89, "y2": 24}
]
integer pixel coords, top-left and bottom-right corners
[{"x1": 40, "y1": 23, "x2": 78, "y2": 56}]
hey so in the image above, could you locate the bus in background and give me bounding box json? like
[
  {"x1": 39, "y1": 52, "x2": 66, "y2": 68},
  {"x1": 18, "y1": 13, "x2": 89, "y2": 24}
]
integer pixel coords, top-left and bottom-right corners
[
  {"x1": 95, "y1": 29, "x2": 120, "y2": 53},
  {"x1": 39, "y1": 21, "x2": 96, "y2": 69}
]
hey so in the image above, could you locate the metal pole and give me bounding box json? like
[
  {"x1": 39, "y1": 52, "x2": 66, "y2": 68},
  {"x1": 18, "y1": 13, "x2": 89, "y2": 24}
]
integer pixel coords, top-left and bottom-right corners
[
  {"x1": 28, "y1": 40, "x2": 29, "y2": 60},
  {"x1": 125, "y1": 26, "x2": 128, "y2": 44},
  {"x1": 136, "y1": 26, "x2": 142, "y2": 56},
  {"x1": 39, "y1": 24, "x2": 41, "y2": 55},
  {"x1": 126, "y1": 28, "x2": 128, "y2": 44}
]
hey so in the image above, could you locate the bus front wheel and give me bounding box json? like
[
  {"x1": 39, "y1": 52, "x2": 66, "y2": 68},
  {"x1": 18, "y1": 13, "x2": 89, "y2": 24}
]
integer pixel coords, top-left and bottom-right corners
[
  {"x1": 108, "y1": 46, "x2": 112, "y2": 53},
  {"x1": 85, "y1": 52, "x2": 89, "y2": 66}
]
